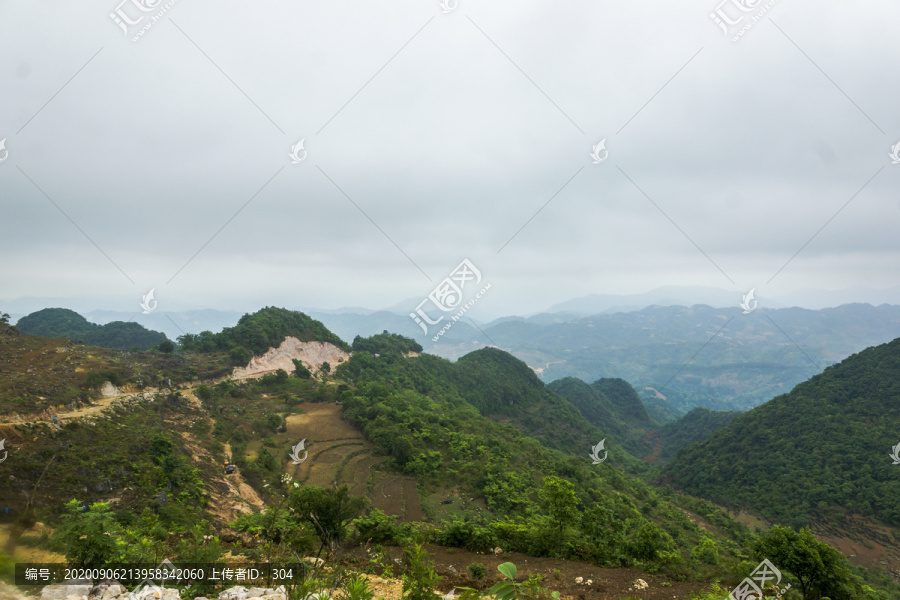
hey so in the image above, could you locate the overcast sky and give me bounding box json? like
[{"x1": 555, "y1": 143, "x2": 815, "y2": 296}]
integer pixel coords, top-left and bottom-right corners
[{"x1": 1, "y1": 1, "x2": 899, "y2": 318}]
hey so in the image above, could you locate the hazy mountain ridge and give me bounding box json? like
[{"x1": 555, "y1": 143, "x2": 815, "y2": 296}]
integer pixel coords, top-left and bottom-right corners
[{"x1": 15, "y1": 307, "x2": 169, "y2": 351}]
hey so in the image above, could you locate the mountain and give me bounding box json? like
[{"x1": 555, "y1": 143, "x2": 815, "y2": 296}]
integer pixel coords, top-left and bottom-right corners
[
  {"x1": 543, "y1": 286, "x2": 755, "y2": 314},
  {"x1": 2, "y1": 314, "x2": 896, "y2": 598},
  {"x1": 546, "y1": 377, "x2": 628, "y2": 439},
  {"x1": 15, "y1": 307, "x2": 169, "y2": 350},
  {"x1": 657, "y1": 408, "x2": 742, "y2": 462},
  {"x1": 177, "y1": 306, "x2": 351, "y2": 359},
  {"x1": 549, "y1": 377, "x2": 736, "y2": 464},
  {"x1": 429, "y1": 303, "x2": 900, "y2": 413},
  {"x1": 662, "y1": 335, "x2": 900, "y2": 530}
]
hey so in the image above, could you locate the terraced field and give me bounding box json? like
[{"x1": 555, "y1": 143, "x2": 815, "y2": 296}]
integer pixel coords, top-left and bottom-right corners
[{"x1": 284, "y1": 402, "x2": 422, "y2": 521}]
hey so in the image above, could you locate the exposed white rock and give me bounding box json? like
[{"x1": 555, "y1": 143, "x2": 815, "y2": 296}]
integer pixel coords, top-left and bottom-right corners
[
  {"x1": 232, "y1": 337, "x2": 349, "y2": 380},
  {"x1": 100, "y1": 381, "x2": 119, "y2": 397}
]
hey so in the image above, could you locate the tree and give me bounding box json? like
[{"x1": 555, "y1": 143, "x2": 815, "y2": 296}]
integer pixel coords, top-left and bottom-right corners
[
  {"x1": 293, "y1": 359, "x2": 312, "y2": 379},
  {"x1": 401, "y1": 544, "x2": 442, "y2": 600},
  {"x1": 319, "y1": 361, "x2": 331, "y2": 375},
  {"x1": 753, "y1": 525, "x2": 862, "y2": 600},
  {"x1": 53, "y1": 501, "x2": 123, "y2": 566},
  {"x1": 0, "y1": 312, "x2": 9, "y2": 325},
  {"x1": 288, "y1": 485, "x2": 367, "y2": 553},
  {"x1": 539, "y1": 476, "x2": 579, "y2": 552},
  {"x1": 158, "y1": 340, "x2": 175, "y2": 353}
]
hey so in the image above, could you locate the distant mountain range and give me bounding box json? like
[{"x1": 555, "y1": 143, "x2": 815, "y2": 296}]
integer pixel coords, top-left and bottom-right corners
[{"x1": 8, "y1": 286, "x2": 900, "y2": 414}]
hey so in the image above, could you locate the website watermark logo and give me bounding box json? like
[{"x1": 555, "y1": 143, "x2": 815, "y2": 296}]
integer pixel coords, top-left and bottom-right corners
[
  {"x1": 890, "y1": 443, "x2": 900, "y2": 465},
  {"x1": 709, "y1": 0, "x2": 781, "y2": 42},
  {"x1": 439, "y1": 0, "x2": 458, "y2": 13},
  {"x1": 140, "y1": 288, "x2": 158, "y2": 314},
  {"x1": 289, "y1": 439, "x2": 308, "y2": 465},
  {"x1": 590, "y1": 139, "x2": 608, "y2": 164},
  {"x1": 889, "y1": 141, "x2": 900, "y2": 165},
  {"x1": 740, "y1": 288, "x2": 757, "y2": 314},
  {"x1": 589, "y1": 439, "x2": 607, "y2": 464},
  {"x1": 728, "y1": 558, "x2": 790, "y2": 600},
  {"x1": 0, "y1": 139, "x2": 8, "y2": 164},
  {"x1": 289, "y1": 139, "x2": 307, "y2": 164},
  {"x1": 109, "y1": 0, "x2": 181, "y2": 42},
  {"x1": 0, "y1": 439, "x2": 8, "y2": 464},
  {"x1": 410, "y1": 259, "x2": 491, "y2": 342}
]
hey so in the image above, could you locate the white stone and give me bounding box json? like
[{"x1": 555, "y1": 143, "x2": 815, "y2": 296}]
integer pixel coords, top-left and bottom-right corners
[
  {"x1": 100, "y1": 381, "x2": 119, "y2": 396},
  {"x1": 43, "y1": 584, "x2": 92, "y2": 600},
  {"x1": 218, "y1": 587, "x2": 249, "y2": 600}
]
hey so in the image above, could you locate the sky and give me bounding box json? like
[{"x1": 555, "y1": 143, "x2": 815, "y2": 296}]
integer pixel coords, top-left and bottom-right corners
[{"x1": 1, "y1": 0, "x2": 899, "y2": 319}]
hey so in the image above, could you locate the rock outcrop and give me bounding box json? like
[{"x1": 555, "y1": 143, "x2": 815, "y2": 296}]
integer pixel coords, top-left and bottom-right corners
[{"x1": 231, "y1": 337, "x2": 349, "y2": 380}]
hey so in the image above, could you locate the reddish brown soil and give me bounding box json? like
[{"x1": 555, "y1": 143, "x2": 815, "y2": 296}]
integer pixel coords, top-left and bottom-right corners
[{"x1": 345, "y1": 544, "x2": 712, "y2": 600}]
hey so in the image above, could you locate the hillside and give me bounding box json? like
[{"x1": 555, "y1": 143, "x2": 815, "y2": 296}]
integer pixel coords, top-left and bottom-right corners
[
  {"x1": 549, "y1": 377, "x2": 737, "y2": 464},
  {"x1": 657, "y1": 408, "x2": 742, "y2": 462},
  {"x1": 15, "y1": 308, "x2": 169, "y2": 350},
  {"x1": 663, "y1": 336, "x2": 900, "y2": 531},
  {"x1": 2, "y1": 316, "x2": 898, "y2": 599}
]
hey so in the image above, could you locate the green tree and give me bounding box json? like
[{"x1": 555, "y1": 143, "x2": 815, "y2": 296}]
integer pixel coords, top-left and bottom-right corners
[
  {"x1": 53, "y1": 501, "x2": 123, "y2": 566},
  {"x1": 539, "y1": 476, "x2": 579, "y2": 551},
  {"x1": 289, "y1": 485, "x2": 368, "y2": 552},
  {"x1": 158, "y1": 340, "x2": 175, "y2": 353},
  {"x1": 293, "y1": 359, "x2": 312, "y2": 379},
  {"x1": 754, "y1": 525, "x2": 862, "y2": 600},
  {"x1": 401, "y1": 544, "x2": 441, "y2": 600},
  {"x1": 319, "y1": 361, "x2": 331, "y2": 375},
  {"x1": 255, "y1": 448, "x2": 278, "y2": 472},
  {"x1": 691, "y1": 537, "x2": 719, "y2": 565}
]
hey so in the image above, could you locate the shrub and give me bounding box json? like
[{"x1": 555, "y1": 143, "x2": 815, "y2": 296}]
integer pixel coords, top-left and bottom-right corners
[
  {"x1": 467, "y1": 563, "x2": 486, "y2": 580},
  {"x1": 352, "y1": 509, "x2": 408, "y2": 545},
  {"x1": 691, "y1": 537, "x2": 719, "y2": 565},
  {"x1": 293, "y1": 359, "x2": 312, "y2": 379},
  {"x1": 401, "y1": 544, "x2": 442, "y2": 600}
]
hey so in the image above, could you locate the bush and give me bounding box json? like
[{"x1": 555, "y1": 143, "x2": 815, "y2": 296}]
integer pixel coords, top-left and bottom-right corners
[
  {"x1": 437, "y1": 517, "x2": 497, "y2": 552},
  {"x1": 467, "y1": 563, "x2": 487, "y2": 580},
  {"x1": 691, "y1": 537, "x2": 719, "y2": 565},
  {"x1": 52, "y1": 501, "x2": 123, "y2": 566},
  {"x1": 230, "y1": 346, "x2": 251, "y2": 367},
  {"x1": 352, "y1": 509, "x2": 409, "y2": 545},
  {"x1": 401, "y1": 544, "x2": 442, "y2": 600},
  {"x1": 255, "y1": 448, "x2": 278, "y2": 472},
  {"x1": 293, "y1": 359, "x2": 312, "y2": 379}
]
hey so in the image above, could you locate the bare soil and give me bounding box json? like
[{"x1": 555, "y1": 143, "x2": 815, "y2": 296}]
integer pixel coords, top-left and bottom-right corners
[{"x1": 344, "y1": 544, "x2": 712, "y2": 600}]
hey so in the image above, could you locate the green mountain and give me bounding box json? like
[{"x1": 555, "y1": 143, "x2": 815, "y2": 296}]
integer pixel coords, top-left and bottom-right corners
[
  {"x1": 663, "y1": 336, "x2": 900, "y2": 529},
  {"x1": 550, "y1": 376, "x2": 737, "y2": 463},
  {"x1": 591, "y1": 377, "x2": 654, "y2": 429},
  {"x1": 177, "y1": 306, "x2": 351, "y2": 363},
  {"x1": 3, "y1": 319, "x2": 897, "y2": 599},
  {"x1": 15, "y1": 307, "x2": 169, "y2": 350},
  {"x1": 546, "y1": 377, "x2": 628, "y2": 438},
  {"x1": 658, "y1": 408, "x2": 742, "y2": 462}
]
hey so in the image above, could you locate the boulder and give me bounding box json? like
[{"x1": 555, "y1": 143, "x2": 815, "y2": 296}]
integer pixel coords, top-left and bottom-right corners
[
  {"x1": 246, "y1": 589, "x2": 265, "y2": 599},
  {"x1": 90, "y1": 583, "x2": 127, "y2": 600},
  {"x1": 42, "y1": 583, "x2": 92, "y2": 600},
  {"x1": 100, "y1": 382, "x2": 119, "y2": 397},
  {"x1": 0, "y1": 581, "x2": 30, "y2": 600},
  {"x1": 217, "y1": 587, "x2": 249, "y2": 600}
]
